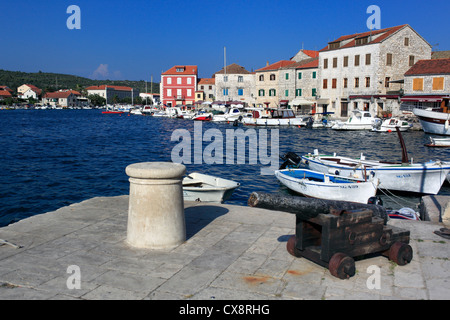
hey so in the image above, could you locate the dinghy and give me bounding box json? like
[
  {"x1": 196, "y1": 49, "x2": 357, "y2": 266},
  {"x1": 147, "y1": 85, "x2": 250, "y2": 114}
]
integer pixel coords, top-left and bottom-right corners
[
  {"x1": 275, "y1": 168, "x2": 378, "y2": 204},
  {"x1": 182, "y1": 173, "x2": 239, "y2": 203}
]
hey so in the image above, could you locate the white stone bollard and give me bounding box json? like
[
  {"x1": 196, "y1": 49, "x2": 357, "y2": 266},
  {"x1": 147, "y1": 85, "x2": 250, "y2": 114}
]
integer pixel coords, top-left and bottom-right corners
[{"x1": 125, "y1": 162, "x2": 186, "y2": 249}]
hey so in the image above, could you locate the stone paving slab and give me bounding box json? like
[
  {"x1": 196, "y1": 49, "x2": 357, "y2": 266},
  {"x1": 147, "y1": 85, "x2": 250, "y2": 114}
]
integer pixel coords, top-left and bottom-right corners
[{"x1": 0, "y1": 195, "x2": 449, "y2": 300}]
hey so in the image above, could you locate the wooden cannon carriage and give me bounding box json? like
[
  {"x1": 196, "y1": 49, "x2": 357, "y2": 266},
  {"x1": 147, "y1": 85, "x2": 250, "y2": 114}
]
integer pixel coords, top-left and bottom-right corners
[{"x1": 248, "y1": 192, "x2": 412, "y2": 279}]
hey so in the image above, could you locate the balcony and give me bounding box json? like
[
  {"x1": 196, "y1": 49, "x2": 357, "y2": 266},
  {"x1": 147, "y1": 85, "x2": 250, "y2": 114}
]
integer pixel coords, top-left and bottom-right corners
[{"x1": 174, "y1": 95, "x2": 185, "y2": 101}]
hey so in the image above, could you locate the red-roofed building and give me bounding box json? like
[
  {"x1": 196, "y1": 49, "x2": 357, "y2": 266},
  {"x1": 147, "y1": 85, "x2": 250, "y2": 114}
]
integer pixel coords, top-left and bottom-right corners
[
  {"x1": 0, "y1": 89, "x2": 13, "y2": 101},
  {"x1": 17, "y1": 84, "x2": 42, "y2": 99},
  {"x1": 318, "y1": 24, "x2": 432, "y2": 118},
  {"x1": 196, "y1": 78, "x2": 215, "y2": 102},
  {"x1": 160, "y1": 65, "x2": 198, "y2": 106},
  {"x1": 401, "y1": 58, "x2": 450, "y2": 111},
  {"x1": 42, "y1": 90, "x2": 86, "y2": 108}
]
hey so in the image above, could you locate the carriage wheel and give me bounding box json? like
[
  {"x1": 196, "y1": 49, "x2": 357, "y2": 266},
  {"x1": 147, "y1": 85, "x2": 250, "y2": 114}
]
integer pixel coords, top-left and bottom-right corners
[
  {"x1": 286, "y1": 235, "x2": 302, "y2": 257},
  {"x1": 388, "y1": 242, "x2": 413, "y2": 266},
  {"x1": 329, "y1": 253, "x2": 356, "y2": 279}
]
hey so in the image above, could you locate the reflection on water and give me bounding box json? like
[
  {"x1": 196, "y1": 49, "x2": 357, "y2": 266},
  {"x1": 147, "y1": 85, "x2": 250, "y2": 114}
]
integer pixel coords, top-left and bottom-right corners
[{"x1": 0, "y1": 109, "x2": 449, "y2": 226}]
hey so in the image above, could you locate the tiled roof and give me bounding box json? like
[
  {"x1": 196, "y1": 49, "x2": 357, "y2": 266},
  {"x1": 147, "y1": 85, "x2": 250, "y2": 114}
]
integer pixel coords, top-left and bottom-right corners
[
  {"x1": 320, "y1": 25, "x2": 408, "y2": 52},
  {"x1": 432, "y1": 51, "x2": 450, "y2": 59},
  {"x1": 214, "y1": 63, "x2": 251, "y2": 76},
  {"x1": 301, "y1": 50, "x2": 319, "y2": 58},
  {"x1": 198, "y1": 78, "x2": 215, "y2": 85},
  {"x1": 256, "y1": 60, "x2": 296, "y2": 72},
  {"x1": 405, "y1": 58, "x2": 450, "y2": 75},
  {"x1": 22, "y1": 84, "x2": 42, "y2": 95},
  {"x1": 44, "y1": 90, "x2": 81, "y2": 98},
  {"x1": 162, "y1": 65, "x2": 198, "y2": 75},
  {"x1": 0, "y1": 90, "x2": 12, "y2": 97},
  {"x1": 282, "y1": 57, "x2": 319, "y2": 70},
  {"x1": 0, "y1": 86, "x2": 13, "y2": 92},
  {"x1": 86, "y1": 85, "x2": 133, "y2": 91}
]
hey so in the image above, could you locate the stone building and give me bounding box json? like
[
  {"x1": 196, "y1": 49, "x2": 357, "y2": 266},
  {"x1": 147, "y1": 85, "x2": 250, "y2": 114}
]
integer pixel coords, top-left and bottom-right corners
[
  {"x1": 318, "y1": 24, "x2": 432, "y2": 118},
  {"x1": 214, "y1": 63, "x2": 254, "y2": 106},
  {"x1": 196, "y1": 78, "x2": 215, "y2": 102},
  {"x1": 402, "y1": 58, "x2": 450, "y2": 111},
  {"x1": 86, "y1": 85, "x2": 138, "y2": 103}
]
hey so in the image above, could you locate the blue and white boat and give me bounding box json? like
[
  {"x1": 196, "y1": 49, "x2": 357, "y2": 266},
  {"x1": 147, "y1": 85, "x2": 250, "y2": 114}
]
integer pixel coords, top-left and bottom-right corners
[
  {"x1": 301, "y1": 151, "x2": 450, "y2": 195},
  {"x1": 275, "y1": 168, "x2": 379, "y2": 204}
]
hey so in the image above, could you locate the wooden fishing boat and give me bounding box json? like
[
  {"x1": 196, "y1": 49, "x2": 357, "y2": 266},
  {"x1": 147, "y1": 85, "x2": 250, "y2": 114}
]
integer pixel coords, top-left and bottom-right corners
[{"x1": 182, "y1": 173, "x2": 239, "y2": 203}]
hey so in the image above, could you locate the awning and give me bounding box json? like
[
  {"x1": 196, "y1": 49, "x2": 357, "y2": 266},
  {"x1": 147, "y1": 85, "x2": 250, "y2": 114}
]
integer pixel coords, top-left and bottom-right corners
[
  {"x1": 317, "y1": 99, "x2": 330, "y2": 105},
  {"x1": 291, "y1": 98, "x2": 314, "y2": 106},
  {"x1": 279, "y1": 100, "x2": 289, "y2": 104},
  {"x1": 401, "y1": 95, "x2": 448, "y2": 103}
]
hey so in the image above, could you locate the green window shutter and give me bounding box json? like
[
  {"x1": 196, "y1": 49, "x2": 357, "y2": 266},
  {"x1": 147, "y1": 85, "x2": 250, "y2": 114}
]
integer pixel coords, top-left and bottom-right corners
[
  {"x1": 312, "y1": 71, "x2": 317, "y2": 79},
  {"x1": 298, "y1": 73, "x2": 302, "y2": 80},
  {"x1": 285, "y1": 89, "x2": 289, "y2": 97},
  {"x1": 285, "y1": 73, "x2": 289, "y2": 80},
  {"x1": 312, "y1": 88, "x2": 316, "y2": 96}
]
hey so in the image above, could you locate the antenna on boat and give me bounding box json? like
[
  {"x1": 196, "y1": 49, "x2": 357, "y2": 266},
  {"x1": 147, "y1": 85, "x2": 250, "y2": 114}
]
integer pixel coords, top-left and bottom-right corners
[{"x1": 395, "y1": 127, "x2": 409, "y2": 165}]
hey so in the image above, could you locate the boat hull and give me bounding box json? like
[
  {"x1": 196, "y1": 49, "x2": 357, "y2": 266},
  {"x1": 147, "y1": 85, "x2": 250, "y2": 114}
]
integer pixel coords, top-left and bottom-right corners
[
  {"x1": 413, "y1": 108, "x2": 450, "y2": 135},
  {"x1": 302, "y1": 154, "x2": 450, "y2": 195},
  {"x1": 182, "y1": 173, "x2": 239, "y2": 203},
  {"x1": 275, "y1": 169, "x2": 378, "y2": 204}
]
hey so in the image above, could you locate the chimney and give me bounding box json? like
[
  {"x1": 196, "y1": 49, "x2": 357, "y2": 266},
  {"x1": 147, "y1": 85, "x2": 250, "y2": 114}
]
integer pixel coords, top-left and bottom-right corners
[{"x1": 266, "y1": 61, "x2": 269, "y2": 67}]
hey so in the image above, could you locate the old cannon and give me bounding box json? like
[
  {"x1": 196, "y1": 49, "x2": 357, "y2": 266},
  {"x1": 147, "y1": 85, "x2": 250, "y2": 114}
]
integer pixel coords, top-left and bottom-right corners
[{"x1": 248, "y1": 192, "x2": 412, "y2": 279}]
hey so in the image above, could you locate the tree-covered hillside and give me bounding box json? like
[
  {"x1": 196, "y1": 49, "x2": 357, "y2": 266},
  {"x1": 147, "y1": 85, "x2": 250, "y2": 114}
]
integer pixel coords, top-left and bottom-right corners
[{"x1": 0, "y1": 69, "x2": 159, "y2": 94}]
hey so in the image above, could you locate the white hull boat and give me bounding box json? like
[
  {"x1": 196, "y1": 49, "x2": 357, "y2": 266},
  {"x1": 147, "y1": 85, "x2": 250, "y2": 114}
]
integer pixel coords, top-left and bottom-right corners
[
  {"x1": 244, "y1": 109, "x2": 303, "y2": 126},
  {"x1": 332, "y1": 110, "x2": 378, "y2": 131},
  {"x1": 372, "y1": 118, "x2": 411, "y2": 132},
  {"x1": 413, "y1": 108, "x2": 450, "y2": 135},
  {"x1": 182, "y1": 172, "x2": 240, "y2": 203},
  {"x1": 425, "y1": 137, "x2": 450, "y2": 147},
  {"x1": 275, "y1": 168, "x2": 378, "y2": 204},
  {"x1": 302, "y1": 151, "x2": 450, "y2": 195}
]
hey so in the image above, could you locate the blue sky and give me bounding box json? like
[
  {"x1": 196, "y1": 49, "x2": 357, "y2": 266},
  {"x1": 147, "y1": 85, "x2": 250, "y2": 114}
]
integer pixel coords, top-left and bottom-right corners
[{"x1": 1, "y1": 0, "x2": 449, "y2": 83}]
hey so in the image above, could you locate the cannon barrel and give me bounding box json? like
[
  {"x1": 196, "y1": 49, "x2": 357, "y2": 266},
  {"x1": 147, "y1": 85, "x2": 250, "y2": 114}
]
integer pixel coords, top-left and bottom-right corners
[{"x1": 248, "y1": 192, "x2": 387, "y2": 223}]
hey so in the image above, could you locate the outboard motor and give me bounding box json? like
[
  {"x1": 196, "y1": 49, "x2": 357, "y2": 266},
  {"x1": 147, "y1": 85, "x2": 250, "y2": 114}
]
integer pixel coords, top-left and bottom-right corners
[
  {"x1": 279, "y1": 152, "x2": 302, "y2": 169},
  {"x1": 367, "y1": 196, "x2": 383, "y2": 206}
]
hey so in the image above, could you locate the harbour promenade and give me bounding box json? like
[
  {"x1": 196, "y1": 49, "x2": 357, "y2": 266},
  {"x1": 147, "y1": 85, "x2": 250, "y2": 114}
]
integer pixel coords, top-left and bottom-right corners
[{"x1": 0, "y1": 195, "x2": 449, "y2": 301}]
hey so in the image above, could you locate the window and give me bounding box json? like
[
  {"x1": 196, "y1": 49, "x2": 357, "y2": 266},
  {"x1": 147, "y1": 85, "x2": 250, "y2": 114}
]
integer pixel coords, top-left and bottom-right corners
[
  {"x1": 187, "y1": 78, "x2": 192, "y2": 84},
  {"x1": 412, "y1": 78, "x2": 423, "y2": 91},
  {"x1": 323, "y1": 59, "x2": 328, "y2": 69},
  {"x1": 354, "y1": 55, "x2": 360, "y2": 66},
  {"x1": 223, "y1": 88, "x2": 229, "y2": 95},
  {"x1": 238, "y1": 76, "x2": 243, "y2": 82},
  {"x1": 177, "y1": 77, "x2": 181, "y2": 84},
  {"x1": 167, "y1": 77, "x2": 172, "y2": 84},
  {"x1": 285, "y1": 89, "x2": 289, "y2": 97},
  {"x1": 312, "y1": 88, "x2": 317, "y2": 96},
  {"x1": 258, "y1": 89, "x2": 265, "y2": 96},
  {"x1": 200, "y1": 85, "x2": 204, "y2": 90},
  {"x1": 269, "y1": 89, "x2": 276, "y2": 96},
  {"x1": 323, "y1": 79, "x2": 328, "y2": 89},
  {"x1": 385, "y1": 77, "x2": 390, "y2": 88},
  {"x1": 209, "y1": 86, "x2": 212, "y2": 90},
  {"x1": 343, "y1": 78, "x2": 348, "y2": 88},
  {"x1": 386, "y1": 53, "x2": 393, "y2": 66},
  {"x1": 365, "y1": 54, "x2": 371, "y2": 65},
  {"x1": 270, "y1": 74, "x2": 276, "y2": 81},
  {"x1": 409, "y1": 55, "x2": 415, "y2": 66},
  {"x1": 296, "y1": 89, "x2": 302, "y2": 97},
  {"x1": 285, "y1": 73, "x2": 289, "y2": 80},
  {"x1": 432, "y1": 77, "x2": 444, "y2": 91},
  {"x1": 404, "y1": 37, "x2": 410, "y2": 46},
  {"x1": 332, "y1": 78, "x2": 337, "y2": 89},
  {"x1": 177, "y1": 89, "x2": 182, "y2": 96},
  {"x1": 329, "y1": 42, "x2": 340, "y2": 49},
  {"x1": 187, "y1": 89, "x2": 192, "y2": 97},
  {"x1": 312, "y1": 71, "x2": 317, "y2": 79},
  {"x1": 343, "y1": 56, "x2": 349, "y2": 67},
  {"x1": 259, "y1": 75, "x2": 264, "y2": 81},
  {"x1": 333, "y1": 57, "x2": 337, "y2": 68},
  {"x1": 176, "y1": 67, "x2": 184, "y2": 72},
  {"x1": 167, "y1": 89, "x2": 172, "y2": 97},
  {"x1": 224, "y1": 76, "x2": 228, "y2": 82},
  {"x1": 238, "y1": 88, "x2": 243, "y2": 96},
  {"x1": 365, "y1": 77, "x2": 371, "y2": 88},
  {"x1": 354, "y1": 77, "x2": 360, "y2": 88},
  {"x1": 356, "y1": 37, "x2": 369, "y2": 45},
  {"x1": 298, "y1": 72, "x2": 302, "y2": 80}
]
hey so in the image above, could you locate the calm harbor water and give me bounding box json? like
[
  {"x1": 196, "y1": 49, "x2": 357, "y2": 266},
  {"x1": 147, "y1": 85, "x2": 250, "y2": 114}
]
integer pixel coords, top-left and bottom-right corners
[{"x1": 1, "y1": 109, "x2": 449, "y2": 227}]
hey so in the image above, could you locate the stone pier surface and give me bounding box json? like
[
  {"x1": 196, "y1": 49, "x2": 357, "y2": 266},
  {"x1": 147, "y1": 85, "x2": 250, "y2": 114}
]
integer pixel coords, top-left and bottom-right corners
[{"x1": 0, "y1": 195, "x2": 449, "y2": 300}]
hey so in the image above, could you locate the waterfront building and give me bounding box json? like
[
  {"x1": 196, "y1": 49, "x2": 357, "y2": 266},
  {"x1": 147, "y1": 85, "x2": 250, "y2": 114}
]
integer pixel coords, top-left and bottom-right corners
[
  {"x1": 401, "y1": 58, "x2": 450, "y2": 111},
  {"x1": 42, "y1": 90, "x2": 85, "y2": 108},
  {"x1": 254, "y1": 60, "x2": 297, "y2": 108},
  {"x1": 0, "y1": 87, "x2": 12, "y2": 101},
  {"x1": 317, "y1": 24, "x2": 432, "y2": 118},
  {"x1": 17, "y1": 84, "x2": 42, "y2": 99},
  {"x1": 214, "y1": 64, "x2": 254, "y2": 106},
  {"x1": 279, "y1": 57, "x2": 319, "y2": 114},
  {"x1": 86, "y1": 85, "x2": 138, "y2": 103},
  {"x1": 196, "y1": 78, "x2": 215, "y2": 103},
  {"x1": 160, "y1": 65, "x2": 198, "y2": 107}
]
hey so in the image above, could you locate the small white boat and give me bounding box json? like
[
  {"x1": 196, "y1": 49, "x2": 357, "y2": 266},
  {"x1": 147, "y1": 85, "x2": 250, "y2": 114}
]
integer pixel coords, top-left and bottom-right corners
[
  {"x1": 332, "y1": 110, "x2": 379, "y2": 131},
  {"x1": 244, "y1": 109, "x2": 304, "y2": 126},
  {"x1": 212, "y1": 107, "x2": 244, "y2": 122},
  {"x1": 275, "y1": 168, "x2": 378, "y2": 204},
  {"x1": 182, "y1": 173, "x2": 240, "y2": 203},
  {"x1": 425, "y1": 136, "x2": 450, "y2": 147},
  {"x1": 372, "y1": 118, "x2": 411, "y2": 132}
]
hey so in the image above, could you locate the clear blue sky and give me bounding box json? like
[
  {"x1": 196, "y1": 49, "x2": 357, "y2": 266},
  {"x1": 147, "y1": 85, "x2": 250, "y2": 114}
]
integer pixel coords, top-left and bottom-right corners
[{"x1": 1, "y1": 0, "x2": 449, "y2": 83}]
